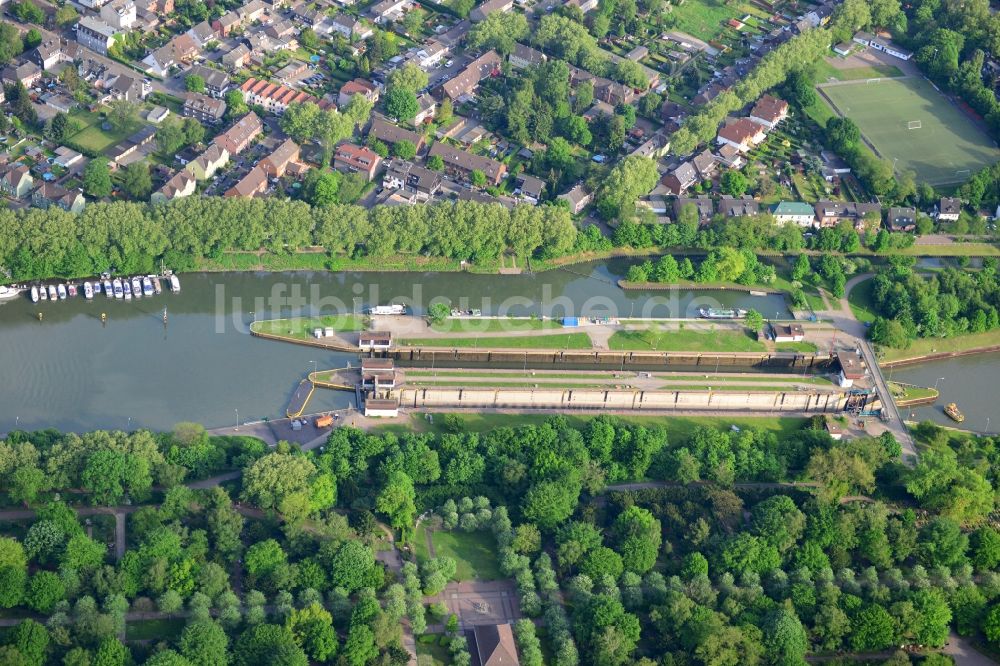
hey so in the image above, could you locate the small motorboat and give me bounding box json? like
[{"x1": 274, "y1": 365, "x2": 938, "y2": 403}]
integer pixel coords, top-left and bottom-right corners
[
  {"x1": 131, "y1": 277, "x2": 142, "y2": 298},
  {"x1": 48, "y1": 285, "x2": 58, "y2": 300},
  {"x1": 0, "y1": 285, "x2": 21, "y2": 301},
  {"x1": 67, "y1": 284, "x2": 77, "y2": 298},
  {"x1": 944, "y1": 403, "x2": 965, "y2": 423},
  {"x1": 83, "y1": 282, "x2": 94, "y2": 300},
  {"x1": 123, "y1": 280, "x2": 132, "y2": 299},
  {"x1": 40, "y1": 286, "x2": 48, "y2": 301},
  {"x1": 112, "y1": 279, "x2": 124, "y2": 299},
  {"x1": 57, "y1": 284, "x2": 67, "y2": 300},
  {"x1": 104, "y1": 279, "x2": 114, "y2": 297},
  {"x1": 142, "y1": 277, "x2": 154, "y2": 297},
  {"x1": 30, "y1": 285, "x2": 39, "y2": 303},
  {"x1": 169, "y1": 274, "x2": 180, "y2": 293},
  {"x1": 152, "y1": 276, "x2": 162, "y2": 294}
]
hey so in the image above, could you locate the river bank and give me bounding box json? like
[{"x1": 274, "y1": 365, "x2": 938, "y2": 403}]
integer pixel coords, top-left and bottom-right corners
[{"x1": 880, "y1": 329, "x2": 1000, "y2": 367}]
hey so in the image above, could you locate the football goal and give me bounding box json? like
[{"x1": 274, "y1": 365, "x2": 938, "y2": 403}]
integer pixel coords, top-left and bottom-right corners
[{"x1": 907, "y1": 120, "x2": 922, "y2": 130}]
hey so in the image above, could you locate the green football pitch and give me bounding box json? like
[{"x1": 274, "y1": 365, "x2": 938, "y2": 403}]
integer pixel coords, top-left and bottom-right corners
[{"x1": 820, "y1": 77, "x2": 1000, "y2": 186}]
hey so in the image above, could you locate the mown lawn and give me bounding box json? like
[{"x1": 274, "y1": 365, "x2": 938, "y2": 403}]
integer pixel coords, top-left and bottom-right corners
[
  {"x1": 400, "y1": 332, "x2": 593, "y2": 349},
  {"x1": 813, "y1": 60, "x2": 904, "y2": 82},
  {"x1": 609, "y1": 328, "x2": 764, "y2": 352},
  {"x1": 416, "y1": 634, "x2": 452, "y2": 666},
  {"x1": 430, "y1": 319, "x2": 562, "y2": 333},
  {"x1": 881, "y1": 328, "x2": 1000, "y2": 363},
  {"x1": 252, "y1": 314, "x2": 367, "y2": 339},
  {"x1": 847, "y1": 278, "x2": 878, "y2": 323},
  {"x1": 418, "y1": 528, "x2": 502, "y2": 582}
]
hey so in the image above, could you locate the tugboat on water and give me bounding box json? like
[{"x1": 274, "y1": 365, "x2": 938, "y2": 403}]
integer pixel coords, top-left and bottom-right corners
[{"x1": 944, "y1": 403, "x2": 965, "y2": 423}]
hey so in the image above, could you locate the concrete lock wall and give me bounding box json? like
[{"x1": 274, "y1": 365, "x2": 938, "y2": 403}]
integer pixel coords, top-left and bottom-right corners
[{"x1": 398, "y1": 387, "x2": 849, "y2": 412}]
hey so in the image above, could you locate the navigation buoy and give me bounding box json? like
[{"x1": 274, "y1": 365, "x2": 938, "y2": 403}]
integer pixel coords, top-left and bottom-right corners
[
  {"x1": 101, "y1": 313, "x2": 107, "y2": 326},
  {"x1": 37, "y1": 312, "x2": 42, "y2": 321}
]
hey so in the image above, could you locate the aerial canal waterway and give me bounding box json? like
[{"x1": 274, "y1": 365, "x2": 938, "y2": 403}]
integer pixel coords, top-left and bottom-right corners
[
  {"x1": 0, "y1": 260, "x2": 795, "y2": 432},
  {"x1": 891, "y1": 352, "x2": 1000, "y2": 432}
]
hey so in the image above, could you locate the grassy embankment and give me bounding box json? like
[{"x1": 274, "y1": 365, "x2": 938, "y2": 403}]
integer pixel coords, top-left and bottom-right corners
[
  {"x1": 251, "y1": 314, "x2": 367, "y2": 341},
  {"x1": 429, "y1": 319, "x2": 563, "y2": 333},
  {"x1": 881, "y1": 329, "x2": 1000, "y2": 364},
  {"x1": 608, "y1": 328, "x2": 818, "y2": 353},
  {"x1": 399, "y1": 332, "x2": 593, "y2": 349}
]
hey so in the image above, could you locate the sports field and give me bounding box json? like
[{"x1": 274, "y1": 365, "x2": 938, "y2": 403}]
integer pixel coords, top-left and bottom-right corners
[{"x1": 820, "y1": 77, "x2": 1000, "y2": 185}]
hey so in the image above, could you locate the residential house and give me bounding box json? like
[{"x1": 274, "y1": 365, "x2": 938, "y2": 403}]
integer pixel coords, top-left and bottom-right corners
[
  {"x1": 0, "y1": 163, "x2": 33, "y2": 198},
  {"x1": 813, "y1": 201, "x2": 882, "y2": 228},
  {"x1": 78, "y1": 0, "x2": 112, "y2": 9},
  {"x1": 369, "y1": 0, "x2": 409, "y2": 23},
  {"x1": 265, "y1": 20, "x2": 297, "y2": 39},
  {"x1": 662, "y1": 31, "x2": 710, "y2": 53},
  {"x1": 692, "y1": 149, "x2": 716, "y2": 180},
  {"x1": 147, "y1": 106, "x2": 170, "y2": 123},
  {"x1": 749, "y1": 94, "x2": 788, "y2": 129},
  {"x1": 715, "y1": 143, "x2": 745, "y2": 169},
  {"x1": 240, "y1": 77, "x2": 321, "y2": 113},
  {"x1": 886, "y1": 206, "x2": 916, "y2": 232},
  {"x1": 772, "y1": 201, "x2": 815, "y2": 227},
  {"x1": 437, "y1": 19, "x2": 471, "y2": 48},
  {"x1": 441, "y1": 50, "x2": 501, "y2": 101},
  {"x1": 152, "y1": 169, "x2": 197, "y2": 202},
  {"x1": 515, "y1": 174, "x2": 545, "y2": 204},
  {"x1": 413, "y1": 93, "x2": 437, "y2": 124},
  {"x1": 428, "y1": 142, "x2": 506, "y2": 185},
  {"x1": 937, "y1": 197, "x2": 962, "y2": 222},
  {"x1": 259, "y1": 138, "x2": 301, "y2": 178},
  {"x1": 104, "y1": 73, "x2": 150, "y2": 102},
  {"x1": 334, "y1": 143, "x2": 383, "y2": 181},
  {"x1": 331, "y1": 13, "x2": 373, "y2": 40},
  {"x1": 558, "y1": 183, "x2": 592, "y2": 214},
  {"x1": 188, "y1": 64, "x2": 231, "y2": 97},
  {"x1": 629, "y1": 133, "x2": 669, "y2": 159},
  {"x1": 53, "y1": 147, "x2": 84, "y2": 169},
  {"x1": 100, "y1": 0, "x2": 137, "y2": 29},
  {"x1": 470, "y1": 0, "x2": 513, "y2": 21},
  {"x1": 716, "y1": 118, "x2": 766, "y2": 152},
  {"x1": 275, "y1": 60, "x2": 309, "y2": 85},
  {"x1": 185, "y1": 143, "x2": 229, "y2": 180},
  {"x1": 187, "y1": 21, "x2": 217, "y2": 47},
  {"x1": 213, "y1": 112, "x2": 264, "y2": 155},
  {"x1": 594, "y1": 79, "x2": 635, "y2": 106},
  {"x1": 214, "y1": 11, "x2": 242, "y2": 36},
  {"x1": 509, "y1": 43, "x2": 546, "y2": 69},
  {"x1": 183, "y1": 92, "x2": 227, "y2": 123},
  {"x1": 1, "y1": 61, "x2": 41, "y2": 88},
  {"x1": 833, "y1": 41, "x2": 853, "y2": 56},
  {"x1": 413, "y1": 40, "x2": 448, "y2": 67},
  {"x1": 222, "y1": 44, "x2": 251, "y2": 69},
  {"x1": 472, "y1": 625, "x2": 519, "y2": 666},
  {"x1": 661, "y1": 162, "x2": 697, "y2": 196},
  {"x1": 566, "y1": 0, "x2": 598, "y2": 11},
  {"x1": 338, "y1": 79, "x2": 379, "y2": 107},
  {"x1": 107, "y1": 126, "x2": 157, "y2": 166},
  {"x1": 767, "y1": 322, "x2": 805, "y2": 342},
  {"x1": 77, "y1": 17, "x2": 119, "y2": 55},
  {"x1": 368, "y1": 116, "x2": 426, "y2": 151},
  {"x1": 31, "y1": 183, "x2": 85, "y2": 213},
  {"x1": 674, "y1": 196, "x2": 714, "y2": 224},
  {"x1": 136, "y1": 0, "x2": 174, "y2": 13},
  {"x1": 626, "y1": 45, "x2": 649, "y2": 61},
  {"x1": 143, "y1": 34, "x2": 199, "y2": 77},
  {"x1": 238, "y1": 0, "x2": 268, "y2": 22},
  {"x1": 382, "y1": 159, "x2": 441, "y2": 200},
  {"x1": 31, "y1": 39, "x2": 66, "y2": 71},
  {"x1": 225, "y1": 166, "x2": 268, "y2": 197},
  {"x1": 718, "y1": 195, "x2": 759, "y2": 217}
]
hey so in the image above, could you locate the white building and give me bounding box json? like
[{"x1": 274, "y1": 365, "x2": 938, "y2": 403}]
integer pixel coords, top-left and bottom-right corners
[
  {"x1": 77, "y1": 17, "x2": 119, "y2": 55},
  {"x1": 100, "y1": 0, "x2": 137, "y2": 29}
]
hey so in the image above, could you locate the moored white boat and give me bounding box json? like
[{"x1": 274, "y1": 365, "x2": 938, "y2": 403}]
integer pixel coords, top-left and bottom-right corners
[
  {"x1": 57, "y1": 284, "x2": 67, "y2": 300},
  {"x1": 83, "y1": 282, "x2": 94, "y2": 299},
  {"x1": 48, "y1": 285, "x2": 58, "y2": 300},
  {"x1": 169, "y1": 274, "x2": 180, "y2": 293},
  {"x1": 40, "y1": 286, "x2": 48, "y2": 301},
  {"x1": 151, "y1": 276, "x2": 162, "y2": 294},
  {"x1": 123, "y1": 280, "x2": 132, "y2": 299},
  {"x1": 104, "y1": 279, "x2": 114, "y2": 297},
  {"x1": 142, "y1": 277, "x2": 154, "y2": 296},
  {"x1": 112, "y1": 279, "x2": 124, "y2": 299},
  {"x1": 0, "y1": 285, "x2": 21, "y2": 300},
  {"x1": 30, "y1": 285, "x2": 39, "y2": 303},
  {"x1": 131, "y1": 277, "x2": 142, "y2": 298},
  {"x1": 67, "y1": 284, "x2": 77, "y2": 298}
]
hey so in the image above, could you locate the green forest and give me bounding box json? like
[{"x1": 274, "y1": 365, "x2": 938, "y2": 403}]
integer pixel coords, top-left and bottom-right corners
[{"x1": 0, "y1": 415, "x2": 997, "y2": 664}]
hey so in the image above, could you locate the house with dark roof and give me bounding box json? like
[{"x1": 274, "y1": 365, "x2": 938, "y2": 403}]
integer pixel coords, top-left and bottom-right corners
[
  {"x1": 692, "y1": 149, "x2": 716, "y2": 180},
  {"x1": 472, "y1": 625, "x2": 519, "y2": 666},
  {"x1": 558, "y1": 183, "x2": 592, "y2": 214},
  {"x1": 183, "y1": 92, "x2": 227, "y2": 123},
  {"x1": 188, "y1": 64, "x2": 231, "y2": 97},
  {"x1": 509, "y1": 43, "x2": 546, "y2": 69},
  {"x1": 0, "y1": 163, "x2": 33, "y2": 199},
  {"x1": 661, "y1": 161, "x2": 697, "y2": 196},
  {"x1": 718, "y1": 195, "x2": 759, "y2": 218},
  {"x1": 368, "y1": 116, "x2": 426, "y2": 151},
  {"x1": 152, "y1": 169, "x2": 197, "y2": 202},
  {"x1": 886, "y1": 206, "x2": 916, "y2": 232},
  {"x1": 382, "y1": 159, "x2": 442, "y2": 200},
  {"x1": 428, "y1": 142, "x2": 506, "y2": 185},
  {"x1": 470, "y1": 0, "x2": 513, "y2": 21},
  {"x1": 937, "y1": 197, "x2": 962, "y2": 222},
  {"x1": 441, "y1": 50, "x2": 501, "y2": 101},
  {"x1": 32, "y1": 183, "x2": 85, "y2": 213},
  {"x1": 674, "y1": 196, "x2": 714, "y2": 224},
  {"x1": 515, "y1": 173, "x2": 545, "y2": 204}
]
